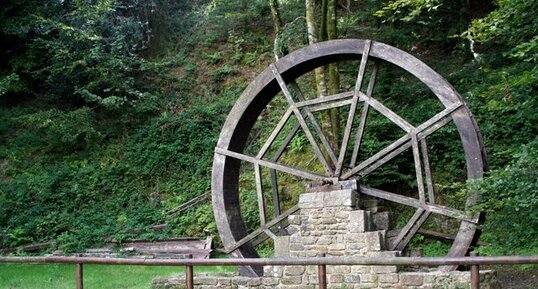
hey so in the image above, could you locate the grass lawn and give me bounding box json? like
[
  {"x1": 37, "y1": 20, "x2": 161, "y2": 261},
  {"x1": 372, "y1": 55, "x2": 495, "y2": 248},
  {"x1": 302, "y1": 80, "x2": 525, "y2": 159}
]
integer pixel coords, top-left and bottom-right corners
[{"x1": 0, "y1": 263, "x2": 235, "y2": 289}]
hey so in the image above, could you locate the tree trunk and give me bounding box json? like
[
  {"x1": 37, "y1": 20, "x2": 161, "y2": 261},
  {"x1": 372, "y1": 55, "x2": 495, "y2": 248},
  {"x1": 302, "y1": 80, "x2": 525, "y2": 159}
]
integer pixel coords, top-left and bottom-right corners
[
  {"x1": 305, "y1": 0, "x2": 340, "y2": 151},
  {"x1": 269, "y1": 0, "x2": 287, "y2": 60},
  {"x1": 326, "y1": 0, "x2": 340, "y2": 151}
]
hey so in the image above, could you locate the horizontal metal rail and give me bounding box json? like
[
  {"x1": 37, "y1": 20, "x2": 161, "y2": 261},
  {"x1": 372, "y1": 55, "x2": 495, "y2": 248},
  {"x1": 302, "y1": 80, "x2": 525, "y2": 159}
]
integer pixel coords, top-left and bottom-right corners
[
  {"x1": 1, "y1": 255, "x2": 537, "y2": 289},
  {"x1": 1, "y1": 255, "x2": 537, "y2": 266}
]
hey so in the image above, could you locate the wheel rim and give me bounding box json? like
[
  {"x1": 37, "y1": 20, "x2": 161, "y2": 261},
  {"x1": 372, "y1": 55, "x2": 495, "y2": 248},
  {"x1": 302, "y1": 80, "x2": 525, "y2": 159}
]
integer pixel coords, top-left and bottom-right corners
[{"x1": 212, "y1": 39, "x2": 487, "y2": 276}]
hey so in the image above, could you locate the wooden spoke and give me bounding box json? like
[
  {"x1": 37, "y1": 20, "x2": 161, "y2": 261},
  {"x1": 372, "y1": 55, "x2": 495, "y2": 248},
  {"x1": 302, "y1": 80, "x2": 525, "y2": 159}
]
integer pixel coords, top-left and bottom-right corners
[
  {"x1": 342, "y1": 102, "x2": 463, "y2": 180},
  {"x1": 290, "y1": 81, "x2": 338, "y2": 165},
  {"x1": 358, "y1": 185, "x2": 476, "y2": 223},
  {"x1": 308, "y1": 99, "x2": 354, "y2": 112},
  {"x1": 256, "y1": 108, "x2": 293, "y2": 159},
  {"x1": 215, "y1": 147, "x2": 329, "y2": 181},
  {"x1": 254, "y1": 164, "x2": 266, "y2": 225},
  {"x1": 335, "y1": 40, "x2": 372, "y2": 176},
  {"x1": 270, "y1": 64, "x2": 334, "y2": 176},
  {"x1": 390, "y1": 209, "x2": 426, "y2": 250},
  {"x1": 272, "y1": 123, "x2": 301, "y2": 162},
  {"x1": 269, "y1": 169, "x2": 281, "y2": 216},
  {"x1": 251, "y1": 219, "x2": 290, "y2": 246},
  {"x1": 350, "y1": 61, "x2": 379, "y2": 167},
  {"x1": 295, "y1": 91, "x2": 354, "y2": 108},
  {"x1": 420, "y1": 140, "x2": 436, "y2": 203},
  {"x1": 359, "y1": 91, "x2": 414, "y2": 132},
  {"x1": 392, "y1": 209, "x2": 431, "y2": 251},
  {"x1": 224, "y1": 205, "x2": 299, "y2": 254},
  {"x1": 411, "y1": 133, "x2": 426, "y2": 205}
]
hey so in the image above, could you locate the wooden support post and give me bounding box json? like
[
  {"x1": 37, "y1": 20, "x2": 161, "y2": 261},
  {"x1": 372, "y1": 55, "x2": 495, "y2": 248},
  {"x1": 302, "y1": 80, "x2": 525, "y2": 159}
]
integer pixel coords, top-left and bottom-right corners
[
  {"x1": 185, "y1": 254, "x2": 194, "y2": 289},
  {"x1": 75, "y1": 263, "x2": 83, "y2": 289},
  {"x1": 471, "y1": 252, "x2": 480, "y2": 289}
]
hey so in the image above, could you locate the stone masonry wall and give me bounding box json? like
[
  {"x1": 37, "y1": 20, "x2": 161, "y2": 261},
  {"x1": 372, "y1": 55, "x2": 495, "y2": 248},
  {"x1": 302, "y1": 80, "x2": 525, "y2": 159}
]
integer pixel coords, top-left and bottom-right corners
[{"x1": 153, "y1": 189, "x2": 500, "y2": 289}]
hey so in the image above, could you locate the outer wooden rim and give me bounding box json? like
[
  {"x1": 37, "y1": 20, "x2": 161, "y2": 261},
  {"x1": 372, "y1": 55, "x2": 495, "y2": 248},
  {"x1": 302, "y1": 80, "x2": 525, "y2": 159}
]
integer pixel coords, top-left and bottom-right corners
[{"x1": 212, "y1": 39, "x2": 487, "y2": 276}]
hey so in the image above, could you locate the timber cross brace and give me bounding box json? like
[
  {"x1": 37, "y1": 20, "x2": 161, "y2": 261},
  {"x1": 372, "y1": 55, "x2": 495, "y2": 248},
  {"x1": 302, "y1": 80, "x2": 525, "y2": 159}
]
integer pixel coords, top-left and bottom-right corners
[{"x1": 211, "y1": 39, "x2": 487, "y2": 277}]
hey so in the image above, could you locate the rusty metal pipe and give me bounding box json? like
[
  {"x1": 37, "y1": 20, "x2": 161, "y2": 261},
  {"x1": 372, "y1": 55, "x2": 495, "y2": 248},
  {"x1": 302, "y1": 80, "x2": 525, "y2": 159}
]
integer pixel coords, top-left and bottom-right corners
[
  {"x1": 186, "y1": 254, "x2": 193, "y2": 289},
  {"x1": 470, "y1": 252, "x2": 480, "y2": 289},
  {"x1": 1, "y1": 256, "x2": 537, "y2": 267},
  {"x1": 75, "y1": 263, "x2": 83, "y2": 289},
  {"x1": 318, "y1": 264, "x2": 327, "y2": 289}
]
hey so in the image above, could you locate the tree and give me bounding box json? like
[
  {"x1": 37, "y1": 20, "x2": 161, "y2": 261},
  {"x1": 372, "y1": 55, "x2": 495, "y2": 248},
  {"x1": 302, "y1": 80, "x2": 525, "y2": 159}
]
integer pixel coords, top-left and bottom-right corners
[{"x1": 305, "y1": 0, "x2": 340, "y2": 151}]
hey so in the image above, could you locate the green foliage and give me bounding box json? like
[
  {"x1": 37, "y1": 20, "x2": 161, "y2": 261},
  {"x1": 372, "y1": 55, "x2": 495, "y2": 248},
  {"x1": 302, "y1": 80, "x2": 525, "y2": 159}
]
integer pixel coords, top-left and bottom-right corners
[
  {"x1": 0, "y1": 0, "x2": 537, "y2": 258},
  {"x1": 469, "y1": 141, "x2": 538, "y2": 253},
  {"x1": 462, "y1": 0, "x2": 538, "y2": 61}
]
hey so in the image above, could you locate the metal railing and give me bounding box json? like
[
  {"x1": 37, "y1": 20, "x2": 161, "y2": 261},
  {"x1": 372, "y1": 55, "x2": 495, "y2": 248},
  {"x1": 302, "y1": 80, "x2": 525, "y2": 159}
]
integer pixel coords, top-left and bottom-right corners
[{"x1": 1, "y1": 254, "x2": 537, "y2": 289}]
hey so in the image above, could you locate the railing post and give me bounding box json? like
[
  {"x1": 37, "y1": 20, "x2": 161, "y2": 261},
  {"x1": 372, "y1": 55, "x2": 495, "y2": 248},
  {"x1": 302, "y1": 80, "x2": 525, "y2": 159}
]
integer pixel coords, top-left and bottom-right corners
[
  {"x1": 185, "y1": 254, "x2": 194, "y2": 289},
  {"x1": 470, "y1": 252, "x2": 480, "y2": 289},
  {"x1": 318, "y1": 253, "x2": 327, "y2": 289},
  {"x1": 75, "y1": 263, "x2": 83, "y2": 289}
]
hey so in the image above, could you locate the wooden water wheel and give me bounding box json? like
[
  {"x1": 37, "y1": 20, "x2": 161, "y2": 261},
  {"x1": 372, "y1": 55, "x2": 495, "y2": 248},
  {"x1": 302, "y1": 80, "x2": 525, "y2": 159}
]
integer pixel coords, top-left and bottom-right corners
[{"x1": 212, "y1": 39, "x2": 487, "y2": 276}]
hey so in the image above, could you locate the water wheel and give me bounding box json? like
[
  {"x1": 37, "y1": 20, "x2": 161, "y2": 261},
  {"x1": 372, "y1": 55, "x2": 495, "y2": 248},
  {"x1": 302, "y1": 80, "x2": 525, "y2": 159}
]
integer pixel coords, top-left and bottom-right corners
[{"x1": 212, "y1": 39, "x2": 487, "y2": 276}]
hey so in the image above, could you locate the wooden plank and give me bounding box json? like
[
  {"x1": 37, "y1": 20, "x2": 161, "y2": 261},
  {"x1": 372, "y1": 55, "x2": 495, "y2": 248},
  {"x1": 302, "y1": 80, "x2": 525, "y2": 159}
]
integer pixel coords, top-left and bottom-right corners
[
  {"x1": 342, "y1": 103, "x2": 459, "y2": 180},
  {"x1": 342, "y1": 134, "x2": 410, "y2": 179},
  {"x1": 291, "y1": 81, "x2": 338, "y2": 165},
  {"x1": 270, "y1": 64, "x2": 334, "y2": 176},
  {"x1": 411, "y1": 133, "x2": 426, "y2": 206},
  {"x1": 358, "y1": 185, "x2": 475, "y2": 223},
  {"x1": 254, "y1": 164, "x2": 266, "y2": 225},
  {"x1": 395, "y1": 211, "x2": 431, "y2": 251},
  {"x1": 358, "y1": 140, "x2": 412, "y2": 177},
  {"x1": 271, "y1": 123, "x2": 300, "y2": 162},
  {"x1": 335, "y1": 40, "x2": 372, "y2": 176},
  {"x1": 215, "y1": 147, "x2": 327, "y2": 181},
  {"x1": 390, "y1": 209, "x2": 425, "y2": 250},
  {"x1": 420, "y1": 140, "x2": 436, "y2": 203},
  {"x1": 308, "y1": 99, "x2": 354, "y2": 112},
  {"x1": 1, "y1": 242, "x2": 52, "y2": 254},
  {"x1": 225, "y1": 205, "x2": 299, "y2": 254},
  {"x1": 256, "y1": 108, "x2": 293, "y2": 159},
  {"x1": 270, "y1": 169, "x2": 281, "y2": 216},
  {"x1": 359, "y1": 91, "x2": 414, "y2": 132},
  {"x1": 165, "y1": 193, "x2": 210, "y2": 217},
  {"x1": 350, "y1": 61, "x2": 379, "y2": 167},
  {"x1": 295, "y1": 91, "x2": 354, "y2": 108}
]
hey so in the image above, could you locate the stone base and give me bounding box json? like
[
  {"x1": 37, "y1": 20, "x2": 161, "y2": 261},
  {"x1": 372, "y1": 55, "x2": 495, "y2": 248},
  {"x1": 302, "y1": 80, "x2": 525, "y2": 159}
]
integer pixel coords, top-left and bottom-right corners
[
  {"x1": 153, "y1": 188, "x2": 500, "y2": 289},
  {"x1": 152, "y1": 270, "x2": 501, "y2": 289}
]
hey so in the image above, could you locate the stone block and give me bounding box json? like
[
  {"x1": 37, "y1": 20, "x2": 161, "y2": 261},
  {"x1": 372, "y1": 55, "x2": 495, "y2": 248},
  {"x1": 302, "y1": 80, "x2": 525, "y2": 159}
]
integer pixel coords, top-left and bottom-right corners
[
  {"x1": 378, "y1": 273, "x2": 399, "y2": 284},
  {"x1": 284, "y1": 265, "x2": 306, "y2": 276},
  {"x1": 353, "y1": 283, "x2": 377, "y2": 288},
  {"x1": 324, "y1": 190, "x2": 356, "y2": 207},
  {"x1": 327, "y1": 265, "x2": 350, "y2": 274},
  {"x1": 288, "y1": 215, "x2": 301, "y2": 225},
  {"x1": 373, "y1": 211, "x2": 392, "y2": 230},
  {"x1": 299, "y1": 192, "x2": 324, "y2": 209},
  {"x1": 348, "y1": 211, "x2": 368, "y2": 233},
  {"x1": 345, "y1": 274, "x2": 361, "y2": 283},
  {"x1": 328, "y1": 243, "x2": 346, "y2": 251},
  {"x1": 262, "y1": 277, "x2": 279, "y2": 285},
  {"x1": 274, "y1": 236, "x2": 290, "y2": 257},
  {"x1": 360, "y1": 274, "x2": 376, "y2": 283},
  {"x1": 400, "y1": 272, "x2": 424, "y2": 286},
  {"x1": 281, "y1": 275, "x2": 302, "y2": 285},
  {"x1": 372, "y1": 265, "x2": 398, "y2": 273},
  {"x1": 263, "y1": 265, "x2": 284, "y2": 277},
  {"x1": 193, "y1": 277, "x2": 218, "y2": 285},
  {"x1": 329, "y1": 274, "x2": 344, "y2": 283},
  {"x1": 364, "y1": 231, "x2": 385, "y2": 251}
]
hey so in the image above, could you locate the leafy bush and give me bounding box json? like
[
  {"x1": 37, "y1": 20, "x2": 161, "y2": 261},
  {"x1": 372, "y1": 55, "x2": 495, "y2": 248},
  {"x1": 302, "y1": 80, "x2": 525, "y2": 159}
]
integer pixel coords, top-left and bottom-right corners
[{"x1": 469, "y1": 140, "x2": 538, "y2": 254}]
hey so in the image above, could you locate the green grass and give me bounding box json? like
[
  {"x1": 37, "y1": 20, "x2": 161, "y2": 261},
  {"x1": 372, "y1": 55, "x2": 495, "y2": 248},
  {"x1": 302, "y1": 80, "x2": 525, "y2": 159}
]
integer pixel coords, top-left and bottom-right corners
[{"x1": 0, "y1": 264, "x2": 236, "y2": 289}]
